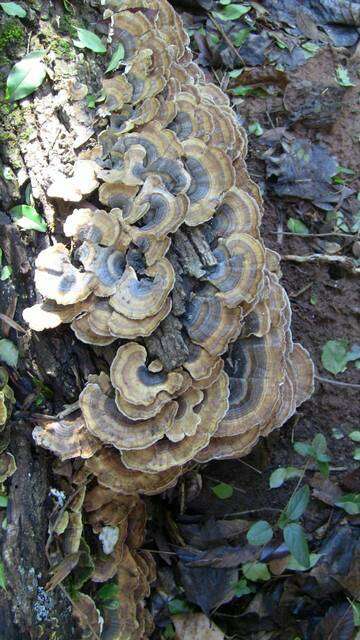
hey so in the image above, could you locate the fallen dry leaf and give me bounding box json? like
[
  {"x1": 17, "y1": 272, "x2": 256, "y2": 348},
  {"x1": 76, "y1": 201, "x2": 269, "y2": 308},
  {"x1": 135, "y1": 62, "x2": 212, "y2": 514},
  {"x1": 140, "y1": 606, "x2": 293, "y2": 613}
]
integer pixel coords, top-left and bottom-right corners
[{"x1": 172, "y1": 613, "x2": 224, "y2": 640}]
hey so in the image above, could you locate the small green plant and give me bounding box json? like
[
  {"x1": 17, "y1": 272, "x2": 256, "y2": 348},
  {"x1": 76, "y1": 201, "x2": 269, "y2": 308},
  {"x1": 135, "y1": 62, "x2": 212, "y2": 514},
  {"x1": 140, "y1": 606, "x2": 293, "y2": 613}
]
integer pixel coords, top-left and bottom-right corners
[{"x1": 294, "y1": 434, "x2": 331, "y2": 477}]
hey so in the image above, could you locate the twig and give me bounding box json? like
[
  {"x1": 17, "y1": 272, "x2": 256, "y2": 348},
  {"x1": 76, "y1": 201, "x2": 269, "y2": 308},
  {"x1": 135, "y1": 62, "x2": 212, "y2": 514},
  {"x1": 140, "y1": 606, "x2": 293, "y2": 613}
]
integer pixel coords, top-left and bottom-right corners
[
  {"x1": 0, "y1": 313, "x2": 26, "y2": 334},
  {"x1": 208, "y1": 13, "x2": 245, "y2": 66},
  {"x1": 56, "y1": 401, "x2": 80, "y2": 419},
  {"x1": 282, "y1": 253, "x2": 360, "y2": 275},
  {"x1": 224, "y1": 508, "x2": 282, "y2": 518},
  {"x1": 289, "y1": 282, "x2": 312, "y2": 298},
  {"x1": 315, "y1": 375, "x2": 360, "y2": 390},
  {"x1": 270, "y1": 231, "x2": 354, "y2": 238},
  {"x1": 238, "y1": 458, "x2": 262, "y2": 475}
]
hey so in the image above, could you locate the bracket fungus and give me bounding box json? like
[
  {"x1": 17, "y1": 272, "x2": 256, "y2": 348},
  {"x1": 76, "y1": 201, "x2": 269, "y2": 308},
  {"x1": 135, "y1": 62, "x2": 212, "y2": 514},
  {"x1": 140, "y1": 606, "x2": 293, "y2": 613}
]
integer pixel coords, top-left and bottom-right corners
[{"x1": 24, "y1": 0, "x2": 314, "y2": 635}]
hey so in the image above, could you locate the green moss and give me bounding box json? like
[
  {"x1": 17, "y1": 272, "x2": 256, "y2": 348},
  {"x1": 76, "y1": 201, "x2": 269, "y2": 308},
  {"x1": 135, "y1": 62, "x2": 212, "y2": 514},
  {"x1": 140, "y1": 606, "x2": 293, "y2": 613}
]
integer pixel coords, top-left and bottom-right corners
[
  {"x1": 51, "y1": 38, "x2": 76, "y2": 60},
  {"x1": 0, "y1": 19, "x2": 26, "y2": 63},
  {"x1": 58, "y1": 13, "x2": 78, "y2": 38}
]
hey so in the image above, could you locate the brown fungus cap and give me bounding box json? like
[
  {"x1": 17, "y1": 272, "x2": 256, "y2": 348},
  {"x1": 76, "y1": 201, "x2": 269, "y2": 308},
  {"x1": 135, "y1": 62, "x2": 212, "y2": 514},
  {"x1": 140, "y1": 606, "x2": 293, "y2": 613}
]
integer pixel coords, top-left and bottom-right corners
[
  {"x1": 47, "y1": 159, "x2": 99, "y2": 202},
  {"x1": 34, "y1": 244, "x2": 96, "y2": 305},
  {"x1": 121, "y1": 371, "x2": 229, "y2": 472},
  {"x1": 23, "y1": 297, "x2": 94, "y2": 332},
  {"x1": 109, "y1": 258, "x2": 175, "y2": 320},
  {"x1": 80, "y1": 382, "x2": 178, "y2": 450},
  {"x1": 32, "y1": 413, "x2": 101, "y2": 461},
  {"x1": 85, "y1": 448, "x2": 182, "y2": 495},
  {"x1": 63, "y1": 208, "x2": 120, "y2": 247},
  {"x1": 110, "y1": 342, "x2": 187, "y2": 407}
]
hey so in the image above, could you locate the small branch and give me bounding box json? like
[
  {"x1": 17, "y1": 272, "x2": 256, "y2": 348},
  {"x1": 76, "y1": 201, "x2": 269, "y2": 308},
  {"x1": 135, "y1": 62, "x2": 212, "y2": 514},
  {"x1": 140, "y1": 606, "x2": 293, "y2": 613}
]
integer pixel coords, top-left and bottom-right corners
[
  {"x1": 270, "y1": 231, "x2": 354, "y2": 238},
  {"x1": 0, "y1": 313, "x2": 26, "y2": 334},
  {"x1": 282, "y1": 253, "x2": 360, "y2": 275},
  {"x1": 208, "y1": 13, "x2": 245, "y2": 66},
  {"x1": 315, "y1": 375, "x2": 360, "y2": 390}
]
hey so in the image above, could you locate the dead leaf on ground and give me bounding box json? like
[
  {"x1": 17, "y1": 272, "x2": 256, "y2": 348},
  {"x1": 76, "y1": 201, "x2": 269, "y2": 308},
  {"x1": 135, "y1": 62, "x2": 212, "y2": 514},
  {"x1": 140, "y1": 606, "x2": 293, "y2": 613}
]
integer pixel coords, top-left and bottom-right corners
[{"x1": 172, "y1": 612, "x2": 224, "y2": 640}]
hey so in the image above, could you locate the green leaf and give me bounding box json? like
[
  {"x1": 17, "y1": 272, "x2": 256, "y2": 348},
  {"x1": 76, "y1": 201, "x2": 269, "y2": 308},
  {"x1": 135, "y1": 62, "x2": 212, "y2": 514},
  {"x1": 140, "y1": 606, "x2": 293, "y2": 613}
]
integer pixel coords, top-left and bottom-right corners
[
  {"x1": 287, "y1": 218, "x2": 309, "y2": 235},
  {"x1": 86, "y1": 94, "x2": 96, "y2": 108},
  {"x1": 349, "y1": 600, "x2": 360, "y2": 627},
  {"x1": 97, "y1": 583, "x2": 120, "y2": 601},
  {"x1": 106, "y1": 43, "x2": 125, "y2": 73},
  {"x1": 232, "y1": 28, "x2": 251, "y2": 47},
  {"x1": 103, "y1": 599, "x2": 120, "y2": 610},
  {"x1": 286, "y1": 552, "x2": 321, "y2": 571},
  {"x1": 312, "y1": 433, "x2": 327, "y2": 455},
  {"x1": 10, "y1": 204, "x2": 47, "y2": 232},
  {"x1": 0, "y1": 2, "x2": 26, "y2": 17},
  {"x1": 248, "y1": 121, "x2": 263, "y2": 136},
  {"x1": 0, "y1": 561, "x2": 6, "y2": 590},
  {"x1": 246, "y1": 520, "x2": 273, "y2": 546},
  {"x1": 233, "y1": 578, "x2": 254, "y2": 597},
  {"x1": 6, "y1": 50, "x2": 46, "y2": 102},
  {"x1": 335, "y1": 493, "x2": 360, "y2": 515},
  {"x1": 242, "y1": 561, "x2": 271, "y2": 582},
  {"x1": 74, "y1": 28, "x2": 106, "y2": 53},
  {"x1": 0, "y1": 496, "x2": 8, "y2": 507},
  {"x1": 213, "y1": 4, "x2": 251, "y2": 21},
  {"x1": 0, "y1": 339, "x2": 18, "y2": 368},
  {"x1": 283, "y1": 523, "x2": 310, "y2": 568},
  {"x1": 347, "y1": 344, "x2": 360, "y2": 362},
  {"x1": 270, "y1": 467, "x2": 302, "y2": 488},
  {"x1": 294, "y1": 441, "x2": 313, "y2": 457},
  {"x1": 301, "y1": 42, "x2": 319, "y2": 54},
  {"x1": 0, "y1": 265, "x2": 12, "y2": 281},
  {"x1": 336, "y1": 66, "x2": 355, "y2": 87},
  {"x1": 163, "y1": 623, "x2": 176, "y2": 639},
  {"x1": 321, "y1": 339, "x2": 348, "y2": 375},
  {"x1": 168, "y1": 598, "x2": 191, "y2": 615},
  {"x1": 284, "y1": 486, "x2": 310, "y2": 522},
  {"x1": 228, "y1": 69, "x2": 243, "y2": 79},
  {"x1": 211, "y1": 482, "x2": 234, "y2": 499},
  {"x1": 353, "y1": 448, "x2": 360, "y2": 461}
]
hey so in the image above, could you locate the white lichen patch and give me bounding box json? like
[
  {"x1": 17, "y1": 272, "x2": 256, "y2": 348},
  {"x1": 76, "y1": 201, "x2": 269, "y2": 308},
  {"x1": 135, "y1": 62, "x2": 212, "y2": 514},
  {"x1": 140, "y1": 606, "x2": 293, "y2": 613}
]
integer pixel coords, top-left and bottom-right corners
[
  {"x1": 49, "y1": 487, "x2": 66, "y2": 507},
  {"x1": 99, "y1": 525, "x2": 119, "y2": 555}
]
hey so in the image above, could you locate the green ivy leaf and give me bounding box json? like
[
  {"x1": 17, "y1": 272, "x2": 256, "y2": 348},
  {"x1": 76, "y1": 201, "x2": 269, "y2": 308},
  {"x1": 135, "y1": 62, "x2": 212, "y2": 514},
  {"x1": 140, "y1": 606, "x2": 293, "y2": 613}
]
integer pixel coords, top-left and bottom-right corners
[
  {"x1": 10, "y1": 204, "x2": 47, "y2": 232},
  {"x1": 0, "y1": 265, "x2": 12, "y2": 281},
  {"x1": 74, "y1": 28, "x2": 106, "y2": 53},
  {"x1": 168, "y1": 598, "x2": 191, "y2": 615},
  {"x1": 283, "y1": 485, "x2": 310, "y2": 523},
  {"x1": 213, "y1": 4, "x2": 251, "y2": 21},
  {"x1": 335, "y1": 493, "x2": 360, "y2": 515},
  {"x1": 242, "y1": 561, "x2": 271, "y2": 582},
  {"x1": 211, "y1": 482, "x2": 234, "y2": 499},
  {"x1": 286, "y1": 552, "x2": 321, "y2": 572},
  {"x1": 283, "y1": 523, "x2": 310, "y2": 568},
  {"x1": 321, "y1": 339, "x2": 349, "y2": 375},
  {"x1": 0, "y1": 2, "x2": 26, "y2": 17},
  {"x1": 232, "y1": 577, "x2": 254, "y2": 597},
  {"x1": 0, "y1": 339, "x2": 18, "y2": 368},
  {"x1": 106, "y1": 43, "x2": 125, "y2": 73},
  {"x1": 0, "y1": 496, "x2": 8, "y2": 508},
  {"x1": 0, "y1": 561, "x2": 6, "y2": 590},
  {"x1": 6, "y1": 50, "x2": 46, "y2": 102},
  {"x1": 270, "y1": 467, "x2": 302, "y2": 488},
  {"x1": 336, "y1": 66, "x2": 355, "y2": 87},
  {"x1": 246, "y1": 520, "x2": 273, "y2": 546},
  {"x1": 232, "y1": 28, "x2": 251, "y2": 47},
  {"x1": 248, "y1": 121, "x2": 263, "y2": 136},
  {"x1": 287, "y1": 218, "x2": 309, "y2": 235}
]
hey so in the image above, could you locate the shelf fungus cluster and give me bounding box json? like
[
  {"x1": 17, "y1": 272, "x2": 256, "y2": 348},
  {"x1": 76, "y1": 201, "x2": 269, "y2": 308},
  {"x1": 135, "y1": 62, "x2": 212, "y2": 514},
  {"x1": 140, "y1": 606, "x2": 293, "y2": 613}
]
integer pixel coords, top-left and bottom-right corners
[
  {"x1": 24, "y1": 0, "x2": 314, "y2": 634},
  {"x1": 25, "y1": 0, "x2": 314, "y2": 488}
]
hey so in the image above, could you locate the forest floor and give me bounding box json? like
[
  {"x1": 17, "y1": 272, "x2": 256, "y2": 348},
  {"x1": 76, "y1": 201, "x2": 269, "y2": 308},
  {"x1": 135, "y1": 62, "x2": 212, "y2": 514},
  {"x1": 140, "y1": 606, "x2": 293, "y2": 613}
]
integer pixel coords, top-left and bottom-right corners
[{"x1": 0, "y1": 1, "x2": 359, "y2": 639}]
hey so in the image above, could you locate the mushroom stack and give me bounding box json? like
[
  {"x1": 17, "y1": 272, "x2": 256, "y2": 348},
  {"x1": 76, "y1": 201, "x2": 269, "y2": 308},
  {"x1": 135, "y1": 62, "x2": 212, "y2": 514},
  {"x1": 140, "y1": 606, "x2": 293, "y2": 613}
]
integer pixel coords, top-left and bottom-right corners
[{"x1": 25, "y1": 0, "x2": 314, "y2": 493}]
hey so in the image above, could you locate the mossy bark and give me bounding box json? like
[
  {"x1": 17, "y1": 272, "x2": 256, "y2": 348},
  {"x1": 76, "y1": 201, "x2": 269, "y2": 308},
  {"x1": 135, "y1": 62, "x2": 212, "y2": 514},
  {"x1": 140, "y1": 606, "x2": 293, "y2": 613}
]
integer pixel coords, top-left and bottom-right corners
[{"x1": 0, "y1": 2, "x2": 104, "y2": 637}]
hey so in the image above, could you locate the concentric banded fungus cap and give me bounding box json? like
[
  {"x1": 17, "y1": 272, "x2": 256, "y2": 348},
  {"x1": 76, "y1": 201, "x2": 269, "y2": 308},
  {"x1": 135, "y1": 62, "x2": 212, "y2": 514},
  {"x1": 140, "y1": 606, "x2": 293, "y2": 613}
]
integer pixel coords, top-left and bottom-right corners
[
  {"x1": 288, "y1": 343, "x2": 315, "y2": 406},
  {"x1": 207, "y1": 233, "x2": 265, "y2": 308},
  {"x1": 63, "y1": 208, "x2": 120, "y2": 247},
  {"x1": 34, "y1": 244, "x2": 96, "y2": 305},
  {"x1": 184, "y1": 290, "x2": 242, "y2": 356},
  {"x1": 79, "y1": 382, "x2": 178, "y2": 450},
  {"x1": 166, "y1": 387, "x2": 204, "y2": 442},
  {"x1": 32, "y1": 413, "x2": 101, "y2": 461},
  {"x1": 183, "y1": 139, "x2": 235, "y2": 226},
  {"x1": 108, "y1": 297, "x2": 172, "y2": 339},
  {"x1": 127, "y1": 175, "x2": 188, "y2": 236},
  {"x1": 85, "y1": 448, "x2": 182, "y2": 495},
  {"x1": 76, "y1": 242, "x2": 125, "y2": 297},
  {"x1": 110, "y1": 342, "x2": 186, "y2": 407},
  {"x1": 209, "y1": 187, "x2": 261, "y2": 241},
  {"x1": 71, "y1": 314, "x2": 117, "y2": 346},
  {"x1": 109, "y1": 258, "x2": 175, "y2": 320},
  {"x1": 215, "y1": 325, "x2": 287, "y2": 439},
  {"x1": 121, "y1": 371, "x2": 229, "y2": 472}
]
